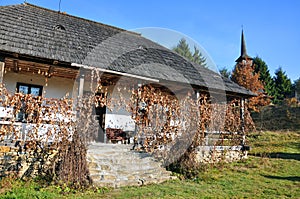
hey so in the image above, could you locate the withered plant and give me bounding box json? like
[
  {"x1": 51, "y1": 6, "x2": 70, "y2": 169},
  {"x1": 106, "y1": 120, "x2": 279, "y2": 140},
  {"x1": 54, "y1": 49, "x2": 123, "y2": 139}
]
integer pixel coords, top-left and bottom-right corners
[{"x1": 0, "y1": 67, "x2": 256, "y2": 185}]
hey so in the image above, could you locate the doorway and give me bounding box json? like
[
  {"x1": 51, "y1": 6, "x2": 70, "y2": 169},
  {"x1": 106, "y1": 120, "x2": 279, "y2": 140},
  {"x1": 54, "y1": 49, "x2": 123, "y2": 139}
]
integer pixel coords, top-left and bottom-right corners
[{"x1": 95, "y1": 93, "x2": 106, "y2": 142}]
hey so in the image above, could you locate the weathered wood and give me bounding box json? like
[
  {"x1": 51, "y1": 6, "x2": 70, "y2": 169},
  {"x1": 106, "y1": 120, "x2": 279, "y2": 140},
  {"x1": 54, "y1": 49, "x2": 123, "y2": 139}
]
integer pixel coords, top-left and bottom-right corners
[
  {"x1": 240, "y1": 98, "x2": 245, "y2": 145},
  {"x1": 13, "y1": 60, "x2": 19, "y2": 73},
  {"x1": 47, "y1": 65, "x2": 55, "y2": 78},
  {"x1": 196, "y1": 90, "x2": 200, "y2": 99},
  {"x1": 0, "y1": 62, "x2": 4, "y2": 83},
  {"x1": 79, "y1": 75, "x2": 84, "y2": 97},
  {"x1": 4, "y1": 58, "x2": 78, "y2": 79}
]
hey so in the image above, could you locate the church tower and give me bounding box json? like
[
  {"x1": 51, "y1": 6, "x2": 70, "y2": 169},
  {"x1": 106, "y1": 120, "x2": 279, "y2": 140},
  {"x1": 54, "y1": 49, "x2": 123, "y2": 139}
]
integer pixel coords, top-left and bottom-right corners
[{"x1": 235, "y1": 30, "x2": 253, "y2": 65}]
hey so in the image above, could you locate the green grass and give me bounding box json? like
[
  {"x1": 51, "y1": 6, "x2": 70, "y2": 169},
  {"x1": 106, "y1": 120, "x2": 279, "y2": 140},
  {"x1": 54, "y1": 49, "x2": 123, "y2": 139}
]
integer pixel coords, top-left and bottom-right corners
[
  {"x1": 0, "y1": 131, "x2": 299, "y2": 198},
  {"x1": 248, "y1": 130, "x2": 300, "y2": 154}
]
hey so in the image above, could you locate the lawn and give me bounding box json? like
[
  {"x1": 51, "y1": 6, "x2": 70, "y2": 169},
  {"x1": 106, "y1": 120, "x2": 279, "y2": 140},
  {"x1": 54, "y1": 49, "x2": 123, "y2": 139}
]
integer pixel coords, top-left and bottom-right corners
[{"x1": 0, "y1": 131, "x2": 299, "y2": 198}]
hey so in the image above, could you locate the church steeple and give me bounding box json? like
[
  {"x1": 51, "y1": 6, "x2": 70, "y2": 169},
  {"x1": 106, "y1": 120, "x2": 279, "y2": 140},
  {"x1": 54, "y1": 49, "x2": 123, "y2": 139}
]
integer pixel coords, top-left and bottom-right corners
[{"x1": 235, "y1": 29, "x2": 253, "y2": 62}]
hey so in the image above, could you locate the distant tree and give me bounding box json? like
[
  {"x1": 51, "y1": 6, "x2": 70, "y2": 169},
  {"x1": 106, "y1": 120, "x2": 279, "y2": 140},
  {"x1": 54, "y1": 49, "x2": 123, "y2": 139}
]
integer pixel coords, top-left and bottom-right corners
[
  {"x1": 173, "y1": 38, "x2": 192, "y2": 60},
  {"x1": 294, "y1": 78, "x2": 300, "y2": 96},
  {"x1": 191, "y1": 46, "x2": 207, "y2": 67},
  {"x1": 173, "y1": 38, "x2": 207, "y2": 67},
  {"x1": 273, "y1": 67, "x2": 292, "y2": 103},
  {"x1": 219, "y1": 67, "x2": 231, "y2": 78},
  {"x1": 231, "y1": 60, "x2": 270, "y2": 111},
  {"x1": 253, "y1": 56, "x2": 275, "y2": 98}
]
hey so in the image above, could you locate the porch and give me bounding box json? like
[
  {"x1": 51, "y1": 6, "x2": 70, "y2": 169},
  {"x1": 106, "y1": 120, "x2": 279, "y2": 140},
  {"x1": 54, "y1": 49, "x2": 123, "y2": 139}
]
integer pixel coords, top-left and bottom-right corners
[{"x1": 0, "y1": 55, "x2": 250, "y2": 155}]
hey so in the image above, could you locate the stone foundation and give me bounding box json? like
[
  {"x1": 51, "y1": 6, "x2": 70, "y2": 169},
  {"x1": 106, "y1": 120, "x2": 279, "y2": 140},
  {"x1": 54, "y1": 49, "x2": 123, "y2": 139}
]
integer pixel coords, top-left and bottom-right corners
[
  {"x1": 0, "y1": 145, "x2": 57, "y2": 179},
  {"x1": 195, "y1": 146, "x2": 247, "y2": 163},
  {"x1": 1, "y1": 143, "x2": 246, "y2": 187}
]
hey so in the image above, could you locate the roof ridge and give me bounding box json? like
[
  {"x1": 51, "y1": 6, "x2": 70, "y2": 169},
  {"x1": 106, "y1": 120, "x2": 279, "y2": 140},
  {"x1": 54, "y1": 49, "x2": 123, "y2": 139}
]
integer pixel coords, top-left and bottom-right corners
[
  {"x1": 22, "y1": 3, "x2": 140, "y2": 36},
  {"x1": 0, "y1": 3, "x2": 22, "y2": 8}
]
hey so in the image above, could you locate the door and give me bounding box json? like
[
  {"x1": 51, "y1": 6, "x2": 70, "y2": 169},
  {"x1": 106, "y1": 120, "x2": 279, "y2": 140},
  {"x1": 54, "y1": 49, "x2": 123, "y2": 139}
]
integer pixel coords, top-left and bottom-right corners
[{"x1": 95, "y1": 92, "x2": 106, "y2": 142}]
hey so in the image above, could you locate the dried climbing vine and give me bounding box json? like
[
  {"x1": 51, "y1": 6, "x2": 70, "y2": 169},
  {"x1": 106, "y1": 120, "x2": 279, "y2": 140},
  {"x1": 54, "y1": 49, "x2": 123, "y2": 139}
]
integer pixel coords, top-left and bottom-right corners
[
  {"x1": 0, "y1": 67, "x2": 256, "y2": 186},
  {"x1": 0, "y1": 83, "x2": 92, "y2": 188},
  {"x1": 94, "y1": 77, "x2": 255, "y2": 165}
]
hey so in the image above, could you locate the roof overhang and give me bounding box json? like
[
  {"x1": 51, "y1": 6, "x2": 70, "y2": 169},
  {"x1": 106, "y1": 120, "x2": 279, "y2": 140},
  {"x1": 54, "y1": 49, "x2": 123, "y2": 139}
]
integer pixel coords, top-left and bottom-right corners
[{"x1": 71, "y1": 63, "x2": 159, "y2": 83}]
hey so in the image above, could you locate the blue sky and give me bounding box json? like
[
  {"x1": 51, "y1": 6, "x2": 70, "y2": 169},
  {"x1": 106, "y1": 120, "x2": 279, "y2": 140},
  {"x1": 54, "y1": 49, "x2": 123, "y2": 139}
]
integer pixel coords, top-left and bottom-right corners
[{"x1": 1, "y1": 0, "x2": 300, "y2": 82}]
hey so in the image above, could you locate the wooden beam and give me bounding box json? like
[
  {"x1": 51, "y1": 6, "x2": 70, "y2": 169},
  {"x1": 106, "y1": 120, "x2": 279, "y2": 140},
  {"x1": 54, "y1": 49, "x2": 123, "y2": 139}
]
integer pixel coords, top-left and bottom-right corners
[
  {"x1": 13, "y1": 60, "x2": 19, "y2": 72},
  {"x1": 12, "y1": 53, "x2": 19, "y2": 58},
  {"x1": 47, "y1": 65, "x2": 55, "y2": 78},
  {"x1": 4, "y1": 58, "x2": 78, "y2": 79}
]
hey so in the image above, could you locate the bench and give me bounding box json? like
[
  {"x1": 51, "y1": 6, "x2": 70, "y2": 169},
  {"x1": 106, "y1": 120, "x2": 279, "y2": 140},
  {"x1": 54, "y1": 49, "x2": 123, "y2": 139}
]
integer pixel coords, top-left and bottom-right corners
[{"x1": 106, "y1": 128, "x2": 127, "y2": 144}]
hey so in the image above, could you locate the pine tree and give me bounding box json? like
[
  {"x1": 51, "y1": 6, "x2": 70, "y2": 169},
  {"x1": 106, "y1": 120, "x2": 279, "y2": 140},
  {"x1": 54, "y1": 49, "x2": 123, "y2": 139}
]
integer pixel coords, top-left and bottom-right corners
[
  {"x1": 273, "y1": 67, "x2": 292, "y2": 103},
  {"x1": 219, "y1": 67, "x2": 231, "y2": 78},
  {"x1": 192, "y1": 46, "x2": 207, "y2": 67},
  {"x1": 173, "y1": 38, "x2": 207, "y2": 67},
  {"x1": 294, "y1": 78, "x2": 300, "y2": 99},
  {"x1": 231, "y1": 60, "x2": 270, "y2": 111},
  {"x1": 253, "y1": 56, "x2": 275, "y2": 98}
]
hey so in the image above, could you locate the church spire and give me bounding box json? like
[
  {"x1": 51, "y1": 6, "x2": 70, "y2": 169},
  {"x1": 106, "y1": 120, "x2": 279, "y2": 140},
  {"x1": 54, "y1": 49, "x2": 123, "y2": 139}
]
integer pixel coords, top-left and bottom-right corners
[
  {"x1": 235, "y1": 29, "x2": 252, "y2": 62},
  {"x1": 241, "y1": 30, "x2": 247, "y2": 57}
]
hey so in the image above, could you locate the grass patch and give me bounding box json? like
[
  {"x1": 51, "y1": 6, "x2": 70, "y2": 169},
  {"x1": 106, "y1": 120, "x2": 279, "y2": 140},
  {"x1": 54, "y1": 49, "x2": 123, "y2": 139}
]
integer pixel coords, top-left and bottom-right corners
[
  {"x1": 247, "y1": 131, "x2": 300, "y2": 155},
  {"x1": 0, "y1": 131, "x2": 299, "y2": 198},
  {"x1": 101, "y1": 156, "x2": 299, "y2": 199},
  {"x1": 0, "y1": 178, "x2": 60, "y2": 199}
]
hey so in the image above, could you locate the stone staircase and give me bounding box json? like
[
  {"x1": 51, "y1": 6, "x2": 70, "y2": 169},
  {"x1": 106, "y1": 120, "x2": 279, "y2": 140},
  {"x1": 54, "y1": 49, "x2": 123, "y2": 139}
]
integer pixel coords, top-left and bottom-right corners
[{"x1": 87, "y1": 143, "x2": 175, "y2": 188}]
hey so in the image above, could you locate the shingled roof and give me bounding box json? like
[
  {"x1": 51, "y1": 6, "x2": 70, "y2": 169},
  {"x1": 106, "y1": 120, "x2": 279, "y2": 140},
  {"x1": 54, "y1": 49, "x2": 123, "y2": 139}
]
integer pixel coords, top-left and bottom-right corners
[{"x1": 0, "y1": 3, "x2": 255, "y2": 97}]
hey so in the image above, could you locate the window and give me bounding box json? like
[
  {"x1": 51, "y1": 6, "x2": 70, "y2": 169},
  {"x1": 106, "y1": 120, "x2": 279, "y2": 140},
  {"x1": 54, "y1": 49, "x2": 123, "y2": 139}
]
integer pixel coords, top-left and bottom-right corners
[
  {"x1": 16, "y1": 83, "x2": 43, "y2": 96},
  {"x1": 16, "y1": 83, "x2": 43, "y2": 122}
]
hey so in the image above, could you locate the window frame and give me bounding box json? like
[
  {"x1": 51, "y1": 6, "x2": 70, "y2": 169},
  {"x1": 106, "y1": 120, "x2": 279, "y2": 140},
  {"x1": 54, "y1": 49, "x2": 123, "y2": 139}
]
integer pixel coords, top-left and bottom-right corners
[{"x1": 16, "y1": 82, "x2": 43, "y2": 96}]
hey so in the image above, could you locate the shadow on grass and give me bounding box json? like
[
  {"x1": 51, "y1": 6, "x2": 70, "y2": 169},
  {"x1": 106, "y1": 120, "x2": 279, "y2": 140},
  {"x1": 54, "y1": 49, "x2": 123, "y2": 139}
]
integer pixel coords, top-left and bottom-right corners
[
  {"x1": 262, "y1": 175, "x2": 300, "y2": 182},
  {"x1": 250, "y1": 153, "x2": 300, "y2": 161}
]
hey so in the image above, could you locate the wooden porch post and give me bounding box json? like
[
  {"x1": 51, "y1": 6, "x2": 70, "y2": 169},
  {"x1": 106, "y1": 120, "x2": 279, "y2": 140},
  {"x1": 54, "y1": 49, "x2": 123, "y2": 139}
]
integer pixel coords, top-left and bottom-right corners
[
  {"x1": 196, "y1": 90, "x2": 200, "y2": 99},
  {"x1": 0, "y1": 61, "x2": 5, "y2": 84},
  {"x1": 134, "y1": 83, "x2": 142, "y2": 131},
  {"x1": 240, "y1": 97, "x2": 245, "y2": 145},
  {"x1": 78, "y1": 74, "x2": 84, "y2": 97}
]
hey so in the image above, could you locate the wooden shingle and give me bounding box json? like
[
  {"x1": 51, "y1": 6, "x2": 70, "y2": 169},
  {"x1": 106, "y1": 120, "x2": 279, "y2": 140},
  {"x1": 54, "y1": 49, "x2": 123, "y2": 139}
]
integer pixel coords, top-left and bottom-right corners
[{"x1": 0, "y1": 3, "x2": 255, "y2": 97}]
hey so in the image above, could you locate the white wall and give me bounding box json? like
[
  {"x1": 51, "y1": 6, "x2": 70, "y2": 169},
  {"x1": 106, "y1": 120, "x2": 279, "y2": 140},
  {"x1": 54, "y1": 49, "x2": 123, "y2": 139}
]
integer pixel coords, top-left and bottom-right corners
[
  {"x1": 105, "y1": 114, "x2": 135, "y2": 132},
  {"x1": 3, "y1": 71, "x2": 74, "y2": 99},
  {"x1": 104, "y1": 84, "x2": 136, "y2": 132}
]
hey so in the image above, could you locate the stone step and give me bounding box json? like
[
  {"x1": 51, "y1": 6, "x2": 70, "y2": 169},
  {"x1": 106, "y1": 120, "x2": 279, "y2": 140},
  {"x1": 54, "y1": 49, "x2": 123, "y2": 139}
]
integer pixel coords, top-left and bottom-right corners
[
  {"x1": 92, "y1": 174, "x2": 175, "y2": 188},
  {"x1": 94, "y1": 172, "x2": 158, "y2": 181},
  {"x1": 87, "y1": 163, "x2": 163, "y2": 173},
  {"x1": 87, "y1": 158, "x2": 163, "y2": 167},
  {"x1": 86, "y1": 143, "x2": 175, "y2": 187},
  {"x1": 89, "y1": 154, "x2": 161, "y2": 161},
  {"x1": 87, "y1": 153, "x2": 157, "y2": 160},
  {"x1": 87, "y1": 158, "x2": 163, "y2": 166},
  {"x1": 88, "y1": 156, "x2": 158, "y2": 162},
  {"x1": 92, "y1": 179, "x2": 143, "y2": 188},
  {"x1": 90, "y1": 167, "x2": 168, "y2": 177}
]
